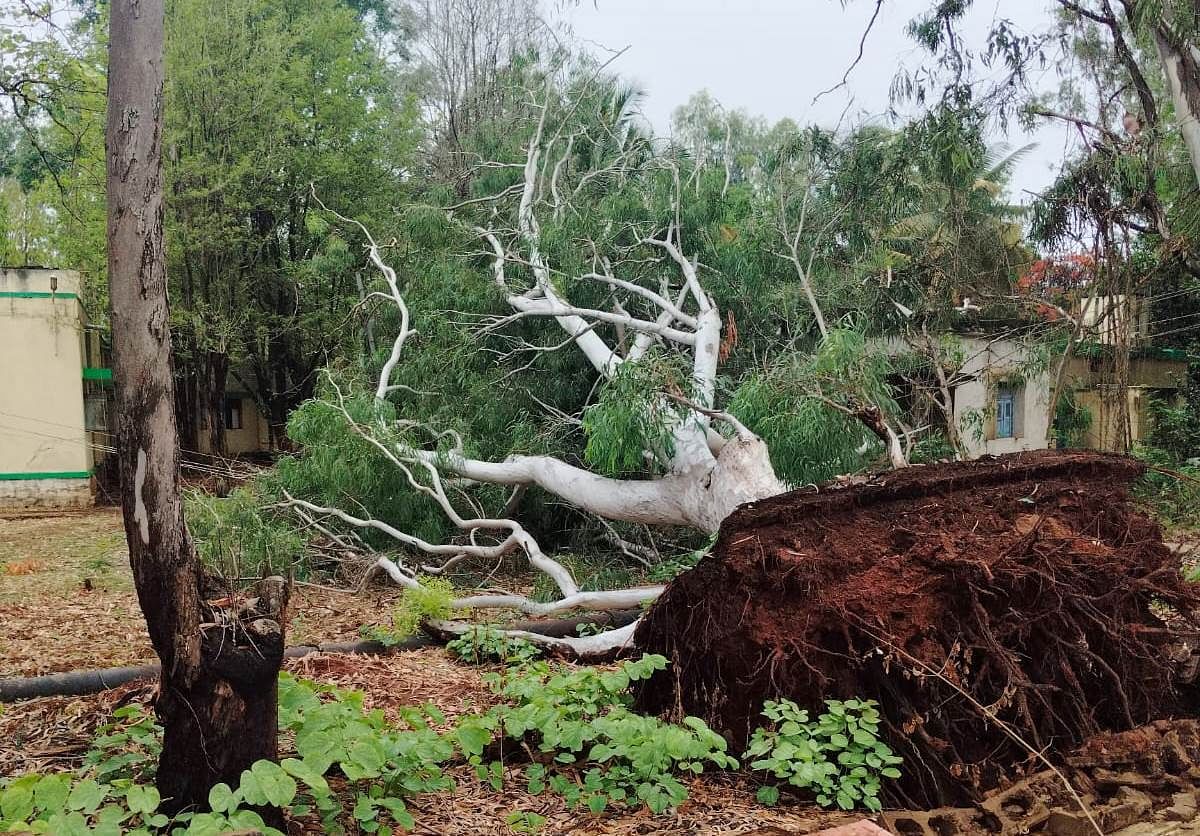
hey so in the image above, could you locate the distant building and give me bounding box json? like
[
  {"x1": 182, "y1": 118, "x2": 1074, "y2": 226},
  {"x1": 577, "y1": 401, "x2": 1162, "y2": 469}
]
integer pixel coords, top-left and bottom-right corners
[
  {"x1": 882, "y1": 294, "x2": 1190, "y2": 459},
  {"x1": 0, "y1": 266, "x2": 272, "y2": 509},
  {"x1": 0, "y1": 267, "x2": 104, "y2": 508},
  {"x1": 946, "y1": 334, "x2": 1188, "y2": 458},
  {"x1": 946, "y1": 334, "x2": 1055, "y2": 458}
]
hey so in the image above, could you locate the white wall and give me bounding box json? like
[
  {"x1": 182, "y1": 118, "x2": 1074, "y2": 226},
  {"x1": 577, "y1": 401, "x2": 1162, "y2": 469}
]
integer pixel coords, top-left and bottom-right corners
[{"x1": 952, "y1": 337, "x2": 1052, "y2": 458}]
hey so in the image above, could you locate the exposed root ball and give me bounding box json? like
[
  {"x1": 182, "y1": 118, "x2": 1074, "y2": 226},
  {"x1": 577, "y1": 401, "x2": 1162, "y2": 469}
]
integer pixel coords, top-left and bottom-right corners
[{"x1": 633, "y1": 450, "x2": 1200, "y2": 808}]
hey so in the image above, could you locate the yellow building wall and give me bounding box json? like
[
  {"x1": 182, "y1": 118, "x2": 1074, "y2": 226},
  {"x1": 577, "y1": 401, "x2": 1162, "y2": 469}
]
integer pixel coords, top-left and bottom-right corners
[
  {"x1": 195, "y1": 394, "x2": 270, "y2": 456},
  {"x1": 0, "y1": 268, "x2": 93, "y2": 507}
]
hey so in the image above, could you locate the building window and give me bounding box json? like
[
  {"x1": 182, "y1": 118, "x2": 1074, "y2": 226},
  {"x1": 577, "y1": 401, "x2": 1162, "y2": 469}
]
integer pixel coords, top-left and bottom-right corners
[
  {"x1": 224, "y1": 397, "x2": 244, "y2": 431},
  {"x1": 84, "y1": 381, "x2": 109, "y2": 432},
  {"x1": 995, "y1": 385, "x2": 1019, "y2": 439}
]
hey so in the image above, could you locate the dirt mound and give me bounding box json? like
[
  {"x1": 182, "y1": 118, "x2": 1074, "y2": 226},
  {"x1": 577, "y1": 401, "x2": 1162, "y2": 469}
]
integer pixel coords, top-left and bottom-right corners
[{"x1": 633, "y1": 450, "x2": 1200, "y2": 808}]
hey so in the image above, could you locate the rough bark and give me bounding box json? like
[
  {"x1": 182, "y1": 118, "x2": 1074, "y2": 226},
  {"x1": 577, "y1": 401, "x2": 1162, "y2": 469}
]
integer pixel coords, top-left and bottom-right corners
[{"x1": 106, "y1": 0, "x2": 285, "y2": 814}]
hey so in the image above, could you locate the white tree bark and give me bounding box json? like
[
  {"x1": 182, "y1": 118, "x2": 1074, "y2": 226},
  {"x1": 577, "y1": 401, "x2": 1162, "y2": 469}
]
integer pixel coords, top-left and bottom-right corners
[{"x1": 1152, "y1": 28, "x2": 1200, "y2": 191}]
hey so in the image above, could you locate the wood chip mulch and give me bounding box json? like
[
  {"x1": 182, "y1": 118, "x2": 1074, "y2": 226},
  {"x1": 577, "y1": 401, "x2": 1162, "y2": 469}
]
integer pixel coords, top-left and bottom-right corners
[{"x1": 286, "y1": 649, "x2": 499, "y2": 724}]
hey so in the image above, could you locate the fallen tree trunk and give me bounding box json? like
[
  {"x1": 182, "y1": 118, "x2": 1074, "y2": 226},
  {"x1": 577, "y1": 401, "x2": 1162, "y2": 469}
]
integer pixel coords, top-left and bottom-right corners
[
  {"x1": 0, "y1": 609, "x2": 641, "y2": 702},
  {"x1": 633, "y1": 450, "x2": 1200, "y2": 808}
]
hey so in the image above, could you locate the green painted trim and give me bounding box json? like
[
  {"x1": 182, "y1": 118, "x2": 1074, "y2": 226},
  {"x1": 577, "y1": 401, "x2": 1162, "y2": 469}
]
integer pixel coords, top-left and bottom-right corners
[
  {"x1": 0, "y1": 291, "x2": 79, "y2": 300},
  {"x1": 83, "y1": 367, "x2": 113, "y2": 381},
  {"x1": 0, "y1": 471, "x2": 92, "y2": 481}
]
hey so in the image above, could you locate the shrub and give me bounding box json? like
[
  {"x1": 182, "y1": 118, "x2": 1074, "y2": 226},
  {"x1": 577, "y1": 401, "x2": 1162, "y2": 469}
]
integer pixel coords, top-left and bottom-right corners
[
  {"x1": 363, "y1": 577, "x2": 458, "y2": 645},
  {"x1": 186, "y1": 486, "x2": 306, "y2": 578},
  {"x1": 446, "y1": 626, "x2": 540, "y2": 666},
  {"x1": 463, "y1": 655, "x2": 738, "y2": 814},
  {"x1": 745, "y1": 698, "x2": 902, "y2": 812},
  {"x1": 1133, "y1": 445, "x2": 1200, "y2": 530}
]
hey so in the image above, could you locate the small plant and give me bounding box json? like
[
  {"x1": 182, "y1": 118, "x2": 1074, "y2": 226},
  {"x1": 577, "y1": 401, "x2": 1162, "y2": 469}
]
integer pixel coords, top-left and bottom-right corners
[
  {"x1": 365, "y1": 577, "x2": 458, "y2": 644},
  {"x1": 745, "y1": 698, "x2": 902, "y2": 812},
  {"x1": 446, "y1": 626, "x2": 540, "y2": 666},
  {"x1": 83, "y1": 704, "x2": 163, "y2": 782},
  {"x1": 475, "y1": 655, "x2": 737, "y2": 814},
  {"x1": 506, "y1": 810, "x2": 547, "y2": 834},
  {"x1": 0, "y1": 773, "x2": 175, "y2": 834},
  {"x1": 390, "y1": 577, "x2": 457, "y2": 636}
]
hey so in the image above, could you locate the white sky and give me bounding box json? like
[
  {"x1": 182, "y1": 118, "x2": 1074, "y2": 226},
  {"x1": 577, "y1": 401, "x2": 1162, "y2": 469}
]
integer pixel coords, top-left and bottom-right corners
[{"x1": 556, "y1": 0, "x2": 1077, "y2": 204}]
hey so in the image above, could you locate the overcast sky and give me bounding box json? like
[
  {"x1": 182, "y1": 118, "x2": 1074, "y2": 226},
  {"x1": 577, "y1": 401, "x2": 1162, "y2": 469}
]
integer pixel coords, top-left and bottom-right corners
[{"x1": 555, "y1": 0, "x2": 1076, "y2": 205}]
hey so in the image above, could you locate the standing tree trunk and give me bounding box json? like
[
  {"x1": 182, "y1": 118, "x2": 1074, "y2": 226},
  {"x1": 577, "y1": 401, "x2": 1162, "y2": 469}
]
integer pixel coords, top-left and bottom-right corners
[
  {"x1": 1152, "y1": 25, "x2": 1200, "y2": 192},
  {"x1": 204, "y1": 349, "x2": 229, "y2": 458},
  {"x1": 107, "y1": 0, "x2": 286, "y2": 814}
]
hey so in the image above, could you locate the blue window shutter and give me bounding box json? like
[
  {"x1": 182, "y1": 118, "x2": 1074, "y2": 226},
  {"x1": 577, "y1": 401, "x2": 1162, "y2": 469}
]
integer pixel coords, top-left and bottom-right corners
[{"x1": 996, "y1": 390, "x2": 1015, "y2": 438}]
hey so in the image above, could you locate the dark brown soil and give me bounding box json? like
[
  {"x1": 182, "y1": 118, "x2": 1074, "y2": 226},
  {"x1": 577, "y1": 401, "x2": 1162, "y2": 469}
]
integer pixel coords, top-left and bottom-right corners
[{"x1": 633, "y1": 450, "x2": 1200, "y2": 809}]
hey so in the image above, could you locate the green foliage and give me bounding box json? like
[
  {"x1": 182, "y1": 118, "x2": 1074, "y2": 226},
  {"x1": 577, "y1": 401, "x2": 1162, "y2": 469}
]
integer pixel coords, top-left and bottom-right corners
[
  {"x1": 1148, "y1": 391, "x2": 1200, "y2": 463},
  {"x1": 908, "y1": 432, "x2": 956, "y2": 464},
  {"x1": 1133, "y1": 445, "x2": 1200, "y2": 530},
  {"x1": 83, "y1": 705, "x2": 163, "y2": 783},
  {"x1": 0, "y1": 773, "x2": 175, "y2": 835},
  {"x1": 474, "y1": 655, "x2": 737, "y2": 814},
  {"x1": 731, "y1": 328, "x2": 899, "y2": 484},
  {"x1": 647, "y1": 536, "x2": 715, "y2": 583},
  {"x1": 392, "y1": 577, "x2": 456, "y2": 638},
  {"x1": 1053, "y1": 389, "x2": 1093, "y2": 449},
  {"x1": 745, "y1": 698, "x2": 902, "y2": 812},
  {"x1": 5, "y1": 663, "x2": 905, "y2": 829},
  {"x1": 446, "y1": 626, "x2": 541, "y2": 667},
  {"x1": 505, "y1": 810, "x2": 548, "y2": 834},
  {"x1": 185, "y1": 486, "x2": 306, "y2": 578},
  {"x1": 583, "y1": 357, "x2": 687, "y2": 476},
  {"x1": 271, "y1": 673, "x2": 458, "y2": 832},
  {"x1": 0, "y1": 674, "x2": 460, "y2": 834}
]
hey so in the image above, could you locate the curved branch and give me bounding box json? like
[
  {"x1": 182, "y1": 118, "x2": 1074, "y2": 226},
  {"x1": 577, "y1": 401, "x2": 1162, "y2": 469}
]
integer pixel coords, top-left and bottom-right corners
[
  {"x1": 411, "y1": 449, "x2": 701, "y2": 528},
  {"x1": 428, "y1": 618, "x2": 642, "y2": 659}
]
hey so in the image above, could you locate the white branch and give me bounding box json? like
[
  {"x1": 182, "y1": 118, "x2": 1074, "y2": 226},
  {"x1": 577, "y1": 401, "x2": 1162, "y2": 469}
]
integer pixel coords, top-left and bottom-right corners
[{"x1": 428, "y1": 618, "x2": 642, "y2": 658}]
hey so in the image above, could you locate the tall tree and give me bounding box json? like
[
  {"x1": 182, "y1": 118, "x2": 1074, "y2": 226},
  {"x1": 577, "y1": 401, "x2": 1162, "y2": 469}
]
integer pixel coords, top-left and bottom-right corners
[
  {"x1": 106, "y1": 0, "x2": 286, "y2": 811},
  {"x1": 164, "y1": 0, "x2": 412, "y2": 454}
]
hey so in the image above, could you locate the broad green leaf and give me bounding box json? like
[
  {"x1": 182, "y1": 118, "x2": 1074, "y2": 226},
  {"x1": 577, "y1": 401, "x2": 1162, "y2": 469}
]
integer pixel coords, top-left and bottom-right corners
[
  {"x1": 123, "y1": 785, "x2": 159, "y2": 817},
  {"x1": 207, "y1": 782, "x2": 236, "y2": 814},
  {"x1": 66, "y1": 779, "x2": 106, "y2": 813}
]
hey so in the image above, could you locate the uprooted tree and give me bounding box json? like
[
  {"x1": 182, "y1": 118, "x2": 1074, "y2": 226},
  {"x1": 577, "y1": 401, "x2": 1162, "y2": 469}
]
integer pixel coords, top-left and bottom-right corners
[
  {"x1": 287, "y1": 83, "x2": 789, "y2": 653},
  {"x1": 278, "y1": 60, "x2": 1053, "y2": 651}
]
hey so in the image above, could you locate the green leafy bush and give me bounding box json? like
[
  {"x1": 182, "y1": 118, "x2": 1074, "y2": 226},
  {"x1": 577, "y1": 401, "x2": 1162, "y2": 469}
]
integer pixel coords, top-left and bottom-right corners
[
  {"x1": 83, "y1": 705, "x2": 163, "y2": 782},
  {"x1": 1133, "y1": 445, "x2": 1200, "y2": 530},
  {"x1": 186, "y1": 486, "x2": 306, "y2": 578},
  {"x1": 0, "y1": 774, "x2": 175, "y2": 835},
  {"x1": 0, "y1": 675, "x2": 458, "y2": 835},
  {"x1": 276, "y1": 672, "x2": 455, "y2": 832},
  {"x1": 745, "y1": 698, "x2": 902, "y2": 812},
  {"x1": 363, "y1": 577, "x2": 458, "y2": 644},
  {"x1": 469, "y1": 655, "x2": 737, "y2": 814},
  {"x1": 446, "y1": 626, "x2": 540, "y2": 666},
  {"x1": 1148, "y1": 389, "x2": 1200, "y2": 462}
]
